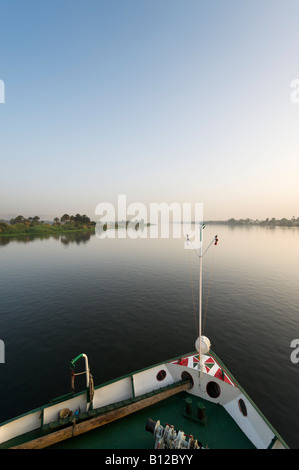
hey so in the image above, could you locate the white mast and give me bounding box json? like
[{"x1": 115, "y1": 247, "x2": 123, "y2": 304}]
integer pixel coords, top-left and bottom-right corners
[
  {"x1": 187, "y1": 223, "x2": 217, "y2": 377},
  {"x1": 198, "y1": 223, "x2": 204, "y2": 376}
]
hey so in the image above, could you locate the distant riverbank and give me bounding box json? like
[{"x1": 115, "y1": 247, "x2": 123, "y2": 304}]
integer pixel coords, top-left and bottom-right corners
[
  {"x1": 206, "y1": 217, "x2": 299, "y2": 227},
  {"x1": 0, "y1": 213, "x2": 96, "y2": 237},
  {"x1": 0, "y1": 226, "x2": 96, "y2": 237},
  {"x1": 1, "y1": 213, "x2": 298, "y2": 237}
]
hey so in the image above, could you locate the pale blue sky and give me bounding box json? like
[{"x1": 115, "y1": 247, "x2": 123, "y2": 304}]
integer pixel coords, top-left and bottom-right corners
[{"x1": 1, "y1": 0, "x2": 299, "y2": 221}]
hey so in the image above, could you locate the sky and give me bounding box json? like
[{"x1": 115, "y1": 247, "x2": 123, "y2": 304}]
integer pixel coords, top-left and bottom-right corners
[{"x1": 1, "y1": 0, "x2": 299, "y2": 222}]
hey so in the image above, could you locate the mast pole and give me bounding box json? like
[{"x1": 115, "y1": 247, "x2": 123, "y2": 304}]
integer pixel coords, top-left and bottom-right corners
[
  {"x1": 186, "y1": 223, "x2": 217, "y2": 377},
  {"x1": 199, "y1": 223, "x2": 203, "y2": 376}
]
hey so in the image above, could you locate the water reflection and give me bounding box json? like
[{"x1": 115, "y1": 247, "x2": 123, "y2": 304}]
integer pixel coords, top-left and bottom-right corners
[
  {"x1": 0, "y1": 231, "x2": 95, "y2": 247},
  {"x1": 0, "y1": 223, "x2": 150, "y2": 247},
  {"x1": 60, "y1": 231, "x2": 94, "y2": 246}
]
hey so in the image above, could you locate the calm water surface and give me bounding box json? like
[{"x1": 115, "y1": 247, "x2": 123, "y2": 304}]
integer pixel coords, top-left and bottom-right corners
[{"x1": 0, "y1": 225, "x2": 298, "y2": 448}]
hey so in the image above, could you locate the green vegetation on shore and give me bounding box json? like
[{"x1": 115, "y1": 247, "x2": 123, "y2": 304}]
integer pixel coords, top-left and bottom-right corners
[
  {"x1": 0, "y1": 214, "x2": 96, "y2": 236},
  {"x1": 207, "y1": 216, "x2": 299, "y2": 227},
  {"x1": 99, "y1": 220, "x2": 151, "y2": 231},
  {"x1": 1, "y1": 214, "x2": 298, "y2": 237}
]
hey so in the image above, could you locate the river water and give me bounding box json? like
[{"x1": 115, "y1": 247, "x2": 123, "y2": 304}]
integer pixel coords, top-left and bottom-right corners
[{"x1": 0, "y1": 224, "x2": 298, "y2": 448}]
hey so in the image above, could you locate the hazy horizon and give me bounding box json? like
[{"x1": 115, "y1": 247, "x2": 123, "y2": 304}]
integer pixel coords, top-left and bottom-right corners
[
  {"x1": 1, "y1": 1, "x2": 299, "y2": 222},
  {"x1": 1, "y1": 211, "x2": 297, "y2": 224}
]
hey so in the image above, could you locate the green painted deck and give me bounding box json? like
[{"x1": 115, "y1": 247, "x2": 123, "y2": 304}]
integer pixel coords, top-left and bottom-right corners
[{"x1": 49, "y1": 392, "x2": 255, "y2": 449}]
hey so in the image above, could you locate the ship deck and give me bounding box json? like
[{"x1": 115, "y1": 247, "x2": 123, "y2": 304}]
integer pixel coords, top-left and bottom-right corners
[
  {"x1": 2, "y1": 350, "x2": 285, "y2": 450},
  {"x1": 49, "y1": 391, "x2": 255, "y2": 449}
]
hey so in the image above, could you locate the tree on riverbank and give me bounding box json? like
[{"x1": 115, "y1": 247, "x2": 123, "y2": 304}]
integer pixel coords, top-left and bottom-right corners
[{"x1": 0, "y1": 214, "x2": 96, "y2": 235}]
